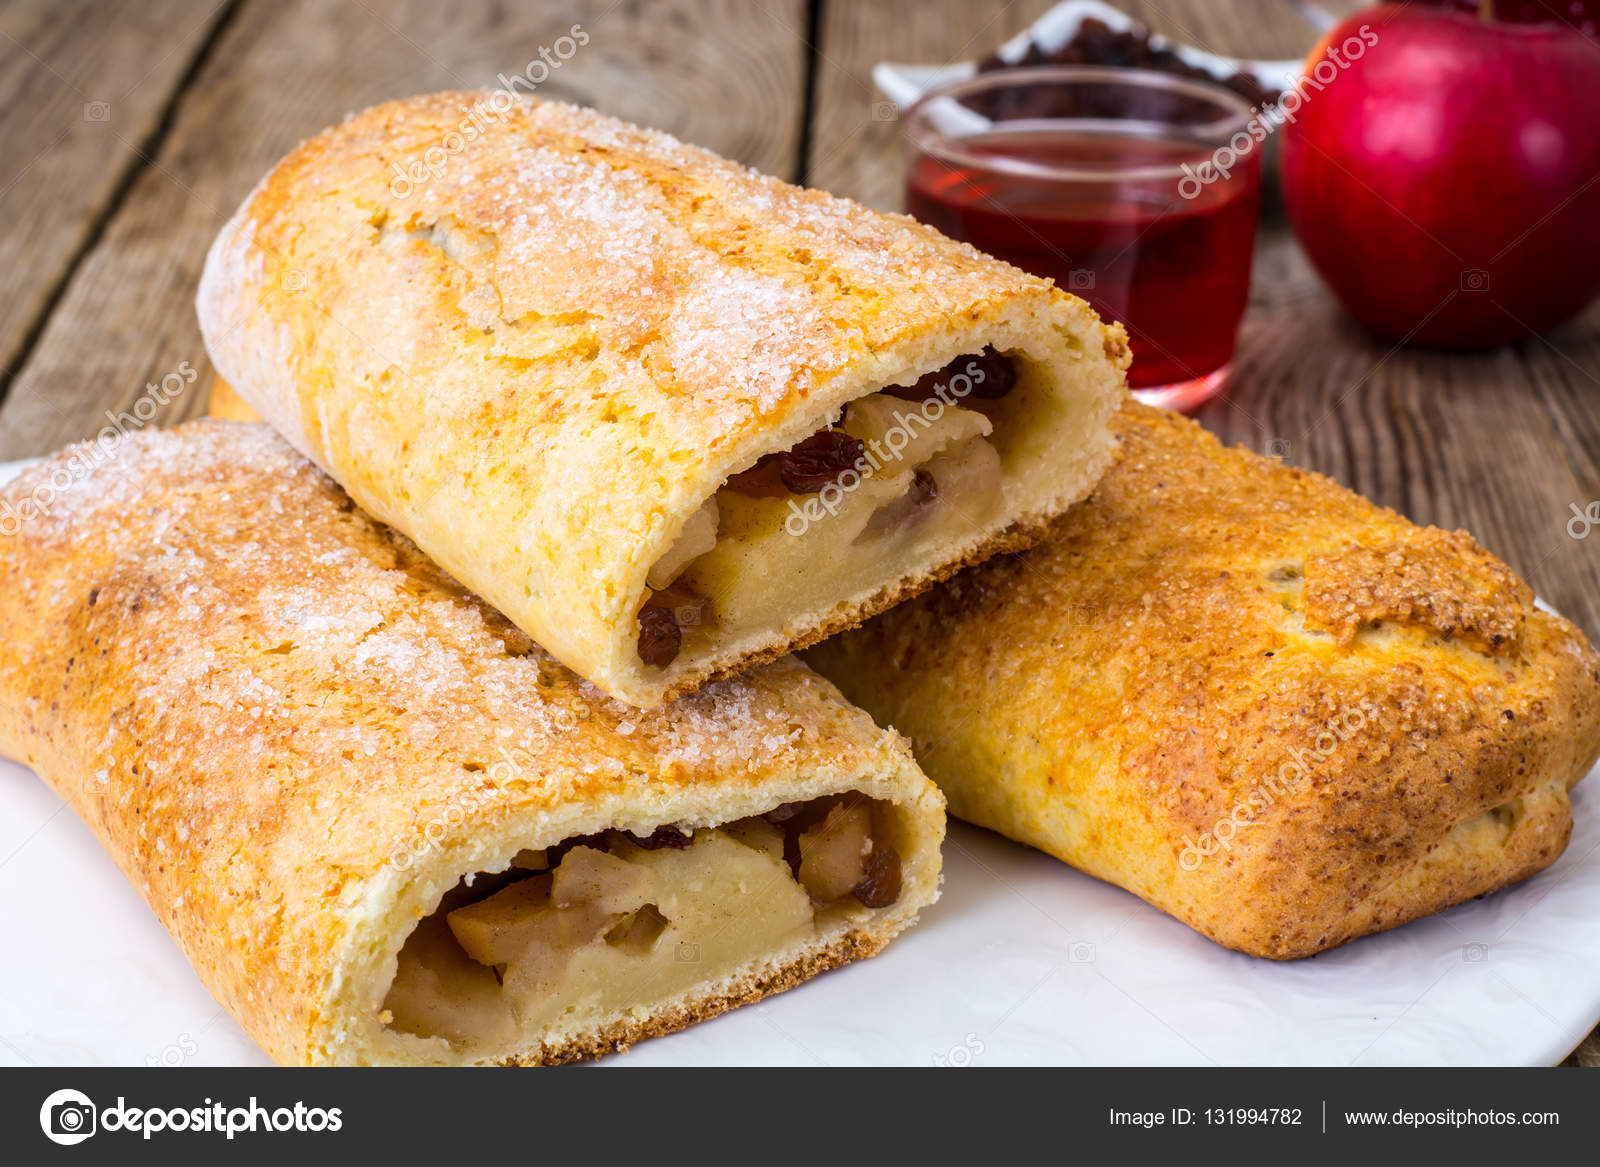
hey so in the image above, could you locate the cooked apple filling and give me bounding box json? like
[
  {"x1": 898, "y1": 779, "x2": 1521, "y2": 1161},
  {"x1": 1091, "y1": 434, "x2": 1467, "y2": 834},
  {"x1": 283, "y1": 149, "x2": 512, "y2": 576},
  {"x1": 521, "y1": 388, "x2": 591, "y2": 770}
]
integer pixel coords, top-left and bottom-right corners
[
  {"x1": 636, "y1": 348, "x2": 1021, "y2": 667},
  {"x1": 383, "y1": 795, "x2": 902, "y2": 1050}
]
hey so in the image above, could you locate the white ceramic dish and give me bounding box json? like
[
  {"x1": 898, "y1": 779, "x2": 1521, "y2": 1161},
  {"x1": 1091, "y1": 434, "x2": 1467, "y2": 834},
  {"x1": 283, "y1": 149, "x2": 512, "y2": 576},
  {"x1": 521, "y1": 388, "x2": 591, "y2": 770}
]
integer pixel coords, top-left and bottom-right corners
[{"x1": 2, "y1": 752, "x2": 1597, "y2": 1067}]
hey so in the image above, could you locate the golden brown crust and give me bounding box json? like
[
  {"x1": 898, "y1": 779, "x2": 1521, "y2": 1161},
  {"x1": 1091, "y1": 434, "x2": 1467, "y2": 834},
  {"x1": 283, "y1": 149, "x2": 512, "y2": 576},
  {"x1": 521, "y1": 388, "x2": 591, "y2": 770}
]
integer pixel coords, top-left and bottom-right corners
[
  {"x1": 806, "y1": 402, "x2": 1600, "y2": 959},
  {"x1": 0, "y1": 420, "x2": 944, "y2": 1063},
  {"x1": 1301, "y1": 530, "x2": 1530, "y2": 653},
  {"x1": 197, "y1": 90, "x2": 1126, "y2": 708},
  {"x1": 1327, "y1": 776, "x2": 1572, "y2": 947}
]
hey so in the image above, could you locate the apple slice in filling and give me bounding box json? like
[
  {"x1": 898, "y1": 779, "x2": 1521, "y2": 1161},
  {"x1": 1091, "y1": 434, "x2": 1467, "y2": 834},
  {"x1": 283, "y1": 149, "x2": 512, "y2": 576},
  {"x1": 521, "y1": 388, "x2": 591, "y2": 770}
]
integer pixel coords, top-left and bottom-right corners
[
  {"x1": 635, "y1": 348, "x2": 1019, "y2": 669},
  {"x1": 382, "y1": 795, "x2": 904, "y2": 1053}
]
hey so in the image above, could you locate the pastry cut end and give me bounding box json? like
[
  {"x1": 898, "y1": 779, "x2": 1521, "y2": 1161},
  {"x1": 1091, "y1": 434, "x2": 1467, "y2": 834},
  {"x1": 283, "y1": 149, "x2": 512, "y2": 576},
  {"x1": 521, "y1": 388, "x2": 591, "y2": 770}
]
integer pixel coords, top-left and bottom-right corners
[
  {"x1": 621, "y1": 305, "x2": 1127, "y2": 707},
  {"x1": 325, "y1": 782, "x2": 942, "y2": 1066}
]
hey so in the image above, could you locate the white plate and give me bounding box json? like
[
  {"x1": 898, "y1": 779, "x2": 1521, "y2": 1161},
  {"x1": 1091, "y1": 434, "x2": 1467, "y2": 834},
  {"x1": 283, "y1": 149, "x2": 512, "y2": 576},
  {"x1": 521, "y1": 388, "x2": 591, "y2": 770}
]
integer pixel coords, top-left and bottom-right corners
[
  {"x1": 872, "y1": 0, "x2": 1304, "y2": 114},
  {"x1": 2, "y1": 455, "x2": 1597, "y2": 1066},
  {"x1": 2, "y1": 754, "x2": 1597, "y2": 1067}
]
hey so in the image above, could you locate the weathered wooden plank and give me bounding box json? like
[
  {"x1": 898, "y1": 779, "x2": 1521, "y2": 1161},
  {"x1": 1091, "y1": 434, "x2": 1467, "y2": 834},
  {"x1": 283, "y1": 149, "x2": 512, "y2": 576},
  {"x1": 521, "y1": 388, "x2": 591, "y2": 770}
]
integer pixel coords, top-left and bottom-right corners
[
  {"x1": 804, "y1": 0, "x2": 1052, "y2": 212},
  {"x1": 0, "y1": 0, "x2": 234, "y2": 392},
  {"x1": 0, "y1": 0, "x2": 807, "y2": 459}
]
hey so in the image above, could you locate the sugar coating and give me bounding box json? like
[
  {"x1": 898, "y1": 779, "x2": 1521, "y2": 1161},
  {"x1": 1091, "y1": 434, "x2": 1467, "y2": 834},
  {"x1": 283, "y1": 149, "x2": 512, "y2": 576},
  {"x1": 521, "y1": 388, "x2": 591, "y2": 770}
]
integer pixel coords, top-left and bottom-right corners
[{"x1": 0, "y1": 421, "x2": 891, "y2": 797}]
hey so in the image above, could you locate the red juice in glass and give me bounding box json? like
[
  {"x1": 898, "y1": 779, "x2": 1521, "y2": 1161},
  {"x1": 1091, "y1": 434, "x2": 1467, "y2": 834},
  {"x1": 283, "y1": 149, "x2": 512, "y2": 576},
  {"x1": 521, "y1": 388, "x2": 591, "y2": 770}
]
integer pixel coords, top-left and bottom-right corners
[{"x1": 903, "y1": 67, "x2": 1262, "y2": 409}]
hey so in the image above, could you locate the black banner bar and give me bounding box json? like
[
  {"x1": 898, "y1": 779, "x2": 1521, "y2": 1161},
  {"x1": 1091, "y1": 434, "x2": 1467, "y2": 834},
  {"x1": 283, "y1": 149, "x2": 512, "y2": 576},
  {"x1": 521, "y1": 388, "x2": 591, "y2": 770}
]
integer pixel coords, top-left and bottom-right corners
[{"x1": 4, "y1": 1067, "x2": 1595, "y2": 1160}]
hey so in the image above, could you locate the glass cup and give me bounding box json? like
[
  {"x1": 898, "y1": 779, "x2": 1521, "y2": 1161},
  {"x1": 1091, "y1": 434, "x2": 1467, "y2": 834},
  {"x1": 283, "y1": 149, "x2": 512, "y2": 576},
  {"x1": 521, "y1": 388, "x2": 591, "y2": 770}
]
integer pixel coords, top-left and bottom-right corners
[{"x1": 903, "y1": 66, "x2": 1262, "y2": 410}]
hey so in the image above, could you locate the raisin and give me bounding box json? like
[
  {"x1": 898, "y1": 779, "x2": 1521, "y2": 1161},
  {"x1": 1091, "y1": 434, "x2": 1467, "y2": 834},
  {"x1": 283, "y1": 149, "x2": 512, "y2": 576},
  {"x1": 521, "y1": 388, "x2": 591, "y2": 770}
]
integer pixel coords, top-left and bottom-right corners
[
  {"x1": 853, "y1": 843, "x2": 902, "y2": 908},
  {"x1": 637, "y1": 603, "x2": 681, "y2": 667},
  {"x1": 627, "y1": 825, "x2": 693, "y2": 850},
  {"x1": 966, "y1": 345, "x2": 1017, "y2": 398},
  {"x1": 778, "y1": 430, "x2": 865, "y2": 493},
  {"x1": 974, "y1": 19, "x2": 1280, "y2": 113},
  {"x1": 725, "y1": 425, "x2": 864, "y2": 498},
  {"x1": 763, "y1": 802, "x2": 802, "y2": 823},
  {"x1": 885, "y1": 347, "x2": 1016, "y2": 403}
]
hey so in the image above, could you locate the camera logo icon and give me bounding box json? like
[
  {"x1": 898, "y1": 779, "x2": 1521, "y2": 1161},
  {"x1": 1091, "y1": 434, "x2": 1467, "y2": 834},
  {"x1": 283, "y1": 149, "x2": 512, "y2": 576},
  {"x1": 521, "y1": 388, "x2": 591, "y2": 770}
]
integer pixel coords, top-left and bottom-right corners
[
  {"x1": 1460, "y1": 268, "x2": 1490, "y2": 291},
  {"x1": 1462, "y1": 942, "x2": 1489, "y2": 963},
  {"x1": 83, "y1": 101, "x2": 111, "y2": 123},
  {"x1": 1068, "y1": 269, "x2": 1096, "y2": 290},
  {"x1": 40, "y1": 1088, "x2": 97, "y2": 1146}
]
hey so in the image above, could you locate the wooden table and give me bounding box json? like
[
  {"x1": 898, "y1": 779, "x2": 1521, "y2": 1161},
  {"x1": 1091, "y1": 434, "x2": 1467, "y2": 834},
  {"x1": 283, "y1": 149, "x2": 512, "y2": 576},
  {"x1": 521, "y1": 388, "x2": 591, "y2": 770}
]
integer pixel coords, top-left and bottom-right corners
[{"x1": 1, "y1": 0, "x2": 1595, "y2": 1064}]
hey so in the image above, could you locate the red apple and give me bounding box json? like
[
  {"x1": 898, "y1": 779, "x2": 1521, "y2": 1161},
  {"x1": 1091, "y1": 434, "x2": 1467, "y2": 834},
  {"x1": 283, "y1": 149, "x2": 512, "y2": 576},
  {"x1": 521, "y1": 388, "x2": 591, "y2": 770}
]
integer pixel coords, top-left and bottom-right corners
[
  {"x1": 1415, "y1": 0, "x2": 1598, "y2": 39},
  {"x1": 1279, "y1": 3, "x2": 1600, "y2": 350}
]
